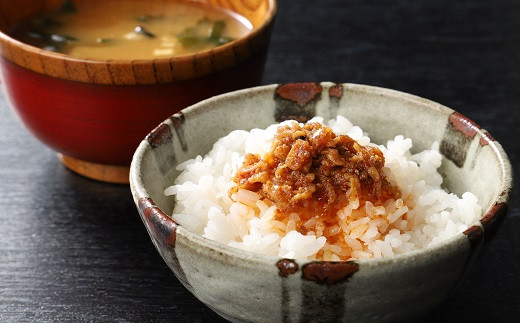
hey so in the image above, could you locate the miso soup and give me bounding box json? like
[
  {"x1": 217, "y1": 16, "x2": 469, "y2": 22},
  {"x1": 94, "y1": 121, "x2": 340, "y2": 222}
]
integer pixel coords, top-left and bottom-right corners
[{"x1": 10, "y1": 0, "x2": 252, "y2": 60}]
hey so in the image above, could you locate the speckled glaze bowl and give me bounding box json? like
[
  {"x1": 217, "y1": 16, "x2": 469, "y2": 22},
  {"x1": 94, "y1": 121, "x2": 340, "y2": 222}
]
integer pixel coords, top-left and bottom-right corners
[
  {"x1": 130, "y1": 83, "x2": 512, "y2": 322},
  {"x1": 0, "y1": 0, "x2": 276, "y2": 183}
]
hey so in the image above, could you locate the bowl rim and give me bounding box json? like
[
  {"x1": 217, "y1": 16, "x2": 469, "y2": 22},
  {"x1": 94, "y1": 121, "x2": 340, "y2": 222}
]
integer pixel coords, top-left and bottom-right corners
[
  {"x1": 0, "y1": 0, "x2": 277, "y2": 65},
  {"x1": 130, "y1": 82, "x2": 513, "y2": 267},
  {"x1": 0, "y1": 0, "x2": 277, "y2": 85}
]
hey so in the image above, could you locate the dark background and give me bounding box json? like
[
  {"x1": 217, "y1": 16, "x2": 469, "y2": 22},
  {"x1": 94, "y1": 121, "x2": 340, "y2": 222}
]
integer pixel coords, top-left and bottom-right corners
[{"x1": 1, "y1": 0, "x2": 519, "y2": 321}]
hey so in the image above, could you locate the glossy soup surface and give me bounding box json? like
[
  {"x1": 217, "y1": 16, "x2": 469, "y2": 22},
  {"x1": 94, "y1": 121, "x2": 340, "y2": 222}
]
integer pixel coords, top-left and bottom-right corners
[{"x1": 10, "y1": 0, "x2": 252, "y2": 60}]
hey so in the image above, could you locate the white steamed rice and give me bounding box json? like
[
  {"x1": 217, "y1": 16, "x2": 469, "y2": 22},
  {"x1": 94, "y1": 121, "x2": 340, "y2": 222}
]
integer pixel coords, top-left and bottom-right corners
[{"x1": 165, "y1": 116, "x2": 482, "y2": 260}]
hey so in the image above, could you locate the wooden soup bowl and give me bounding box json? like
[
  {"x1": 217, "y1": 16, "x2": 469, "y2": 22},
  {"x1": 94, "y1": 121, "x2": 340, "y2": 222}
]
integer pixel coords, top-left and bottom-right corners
[{"x1": 0, "y1": 0, "x2": 276, "y2": 183}]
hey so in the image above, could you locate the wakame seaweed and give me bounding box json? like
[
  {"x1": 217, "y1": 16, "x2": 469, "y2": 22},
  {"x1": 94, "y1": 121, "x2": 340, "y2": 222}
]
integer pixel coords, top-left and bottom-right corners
[{"x1": 178, "y1": 18, "x2": 234, "y2": 49}]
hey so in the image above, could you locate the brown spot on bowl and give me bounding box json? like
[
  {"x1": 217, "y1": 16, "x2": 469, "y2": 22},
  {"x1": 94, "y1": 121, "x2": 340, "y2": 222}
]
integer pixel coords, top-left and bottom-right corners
[
  {"x1": 463, "y1": 225, "x2": 483, "y2": 249},
  {"x1": 137, "y1": 197, "x2": 191, "y2": 291},
  {"x1": 480, "y1": 202, "x2": 508, "y2": 241},
  {"x1": 440, "y1": 112, "x2": 481, "y2": 167},
  {"x1": 479, "y1": 131, "x2": 495, "y2": 146},
  {"x1": 449, "y1": 112, "x2": 480, "y2": 138},
  {"x1": 302, "y1": 261, "x2": 359, "y2": 285},
  {"x1": 146, "y1": 123, "x2": 172, "y2": 149},
  {"x1": 170, "y1": 112, "x2": 188, "y2": 152},
  {"x1": 274, "y1": 83, "x2": 322, "y2": 122},
  {"x1": 277, "y1": 259, "x2": 299, "y2": 277},
  {"x1": 138, "y1": 197, "x2": 178, "y2": 248},
  {"x1": 329, "y1": 84, "x2": 344, "y2": 98},
  {"x1": 275, "y1": 83, "x2": 322, "y2": 107}
]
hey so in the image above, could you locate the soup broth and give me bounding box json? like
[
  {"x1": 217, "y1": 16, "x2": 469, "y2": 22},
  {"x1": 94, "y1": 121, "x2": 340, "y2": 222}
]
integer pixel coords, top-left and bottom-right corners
[{"x1": 10, "y1": 0, "x2": 252, "y2": 60}]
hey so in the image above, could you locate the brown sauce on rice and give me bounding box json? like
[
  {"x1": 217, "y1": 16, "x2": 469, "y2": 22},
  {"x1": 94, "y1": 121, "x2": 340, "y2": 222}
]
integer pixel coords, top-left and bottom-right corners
[{"x1": 231, "y1": 121, "x2": 401, "y2": 236}]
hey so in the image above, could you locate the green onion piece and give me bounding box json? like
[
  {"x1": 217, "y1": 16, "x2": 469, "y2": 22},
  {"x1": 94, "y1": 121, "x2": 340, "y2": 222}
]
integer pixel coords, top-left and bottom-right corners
[
  {"x1": 209, "y1": 21, "x2": 226, "y2": 40},
  {"x1": 177, "y1": 35, "x2": 204, "y2": 48},
  {"x1": 178, "y1": 18, "x2": 233, "y2": 49},
  {"x1": 177, "y1": 24, "x2": 201, "y2": 47}
]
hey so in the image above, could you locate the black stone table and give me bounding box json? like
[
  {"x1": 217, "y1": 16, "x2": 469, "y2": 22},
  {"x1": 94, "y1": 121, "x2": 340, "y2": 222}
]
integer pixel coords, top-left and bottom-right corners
[{"x1": 1, "y1": 0, "x2": 519, "y2": 321}]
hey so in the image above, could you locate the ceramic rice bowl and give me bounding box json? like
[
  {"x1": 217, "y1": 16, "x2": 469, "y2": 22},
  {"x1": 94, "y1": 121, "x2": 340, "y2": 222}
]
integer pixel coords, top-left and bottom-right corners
[{"x1": 129, "y1": 82, "x2": 512, "y2": 322}]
